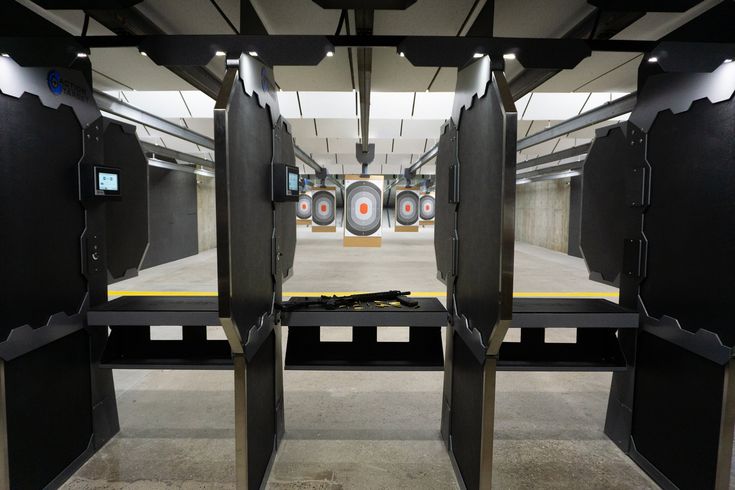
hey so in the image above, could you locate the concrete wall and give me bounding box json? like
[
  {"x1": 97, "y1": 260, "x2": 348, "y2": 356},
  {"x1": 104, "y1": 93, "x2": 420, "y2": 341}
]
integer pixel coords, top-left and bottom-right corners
[
  {"x1": 515, "y1": 178, "x2": 571, "y2": 253},
  {"x1": 197, "y1": 175, "x2": 217, "y2": 252}
]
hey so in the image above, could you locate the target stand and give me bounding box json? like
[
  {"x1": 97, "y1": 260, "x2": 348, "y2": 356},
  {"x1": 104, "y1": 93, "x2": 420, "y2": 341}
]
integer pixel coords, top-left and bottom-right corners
[
  {"x1": 395, "y1": 187, "x2": 420, "y2": 232},
  {"x1": 296, "y1": 192, "x2": 312, "y2": 226},
  {"x1": 419, "y1": 192, "x2": 436, "y2": 226},
  {"x1": 344, "y1": 175, "x2": 384, "y2": 247},
  {"x1": 311, "y1": 186, "x2": 337, "y2": 232}
]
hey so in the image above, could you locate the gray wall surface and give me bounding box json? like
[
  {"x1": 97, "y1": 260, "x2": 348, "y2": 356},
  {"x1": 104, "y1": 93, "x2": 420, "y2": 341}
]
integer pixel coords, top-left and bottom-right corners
[
  {"x1": 515, "y1": 177, "x2": 571, "y2": 253},
  {"x1": 197, "y1": 176, "x2": 217, "y2": 252},
  {"x1": 141, "y1": 166, "x2": 199, "y2": 269}
]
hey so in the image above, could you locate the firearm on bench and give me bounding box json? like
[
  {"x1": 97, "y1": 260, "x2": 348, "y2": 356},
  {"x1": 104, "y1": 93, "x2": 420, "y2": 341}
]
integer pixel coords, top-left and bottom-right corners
[{"x1": 278, "y1": 290, "x2": 418, "y2": 312}]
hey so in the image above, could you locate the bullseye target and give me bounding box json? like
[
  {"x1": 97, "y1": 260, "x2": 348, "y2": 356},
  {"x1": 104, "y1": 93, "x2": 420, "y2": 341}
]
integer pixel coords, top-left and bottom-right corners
[
  {"x1": 311, "y1": 189, "x2": 336, "y2": 226},
  {"x1": 345, "y1": 180, "x2": 383, "y2": 236},
  {"x1": 296, "y1": 193, "x2": 312, "y2": 220},
  {"x1": 420, "y1": 193, "x2": 435, "y2": 221},
  {"x1": 396, "y1": 189, "x2": 420, "y2": 226}
]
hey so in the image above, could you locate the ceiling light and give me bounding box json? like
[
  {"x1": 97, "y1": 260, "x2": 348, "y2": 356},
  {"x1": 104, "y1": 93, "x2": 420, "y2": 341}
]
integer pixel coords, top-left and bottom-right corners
[
  {"x1": 399, "y1": 51, "x2": 405, "y2": 57},
  {"x1": 647, "y1": 56, "x2": 658, "y2": 63},
  {"x1": 725, "y1": 59, "x2": 733, "y2": 64},
  {"x1": 473, "y1": 52, "x2": 484, "y2": 59},
  {"x1": 1, "y1": 53, "x2": 9, "y2": 58},
  {"x1": 248, "y1": 51, "x2": 258, "y2": 57},
  {"x1": 503, "y1": 53, "x2": 516, "y2": 60},
  {"x1": 76, "y1": 52, "x2": 88, "y2": 58},
  {"x1": 326, "y1": 51, "x2": 334, "y2": 57},
  {"x1": 140, "y1": 51, "x2": 148, "y2": 57},
  {"x1": 516, "y1": 178, "x2": 531, "y2": 185},
  {"x1": 215, "y1": 50, "x2": 226, "y2": 57}
]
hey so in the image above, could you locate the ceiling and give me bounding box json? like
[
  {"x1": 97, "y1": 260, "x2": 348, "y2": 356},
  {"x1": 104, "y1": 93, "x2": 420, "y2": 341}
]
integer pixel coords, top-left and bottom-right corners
[{"x1": 13, "y1": 0, "x2": 724, "y2": 178}]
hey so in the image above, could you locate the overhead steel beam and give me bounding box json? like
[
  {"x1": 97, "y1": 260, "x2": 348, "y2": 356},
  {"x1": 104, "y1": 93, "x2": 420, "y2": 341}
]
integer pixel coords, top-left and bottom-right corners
[
  {"x1": 85, "y1": 6, "x2": 222, "y2": 98},
  {"x1": 407, "y1": 143, "x2": 439, "y2": 175},
  {"x1": 148, "y1": 157, "x2": 214, "y2": 176},
  {"x1": 516, "y1": 143, "x2": 590, "y2": 171},
  {"x1": 294, "y1": 145, "x2": 343, "y2": 190},
  {"x1": 94, "y1": 90, "x2": 215, "y2": 148},
  {"x1": 518, "y1": 160, "x2": 584, "y2": 180},
  {"x1": 355, "y1": 9, "x2": 374, "y2": 154},
  {"x1": 141, "y1": 142, "x2": 214, "y2": 168},
  {"x1": 517, "y1": 92, "x2": 637, "y2": 151}
]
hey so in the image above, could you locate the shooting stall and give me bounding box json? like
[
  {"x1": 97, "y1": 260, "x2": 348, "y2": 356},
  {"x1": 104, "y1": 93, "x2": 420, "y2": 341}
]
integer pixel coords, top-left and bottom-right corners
[{"x1": 1, "y1": 1, "x2": 734, "y2": 487}]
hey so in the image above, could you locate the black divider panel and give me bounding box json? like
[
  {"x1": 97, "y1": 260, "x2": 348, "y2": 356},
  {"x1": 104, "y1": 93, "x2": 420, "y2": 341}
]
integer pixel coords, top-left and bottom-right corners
[
  {"x1": 247, "y1": 330, "x2": 276, "y2": 489},
  {"x1": 449, "y1": 330, "x2": 484, "y2": 490},
  {"x1": 580, "y1": 122, "x2": 646, "y2": 287},
  {"x1": 433, "y1": 122, "x2": 457, "y2": 283},
  {"x1": 215, "y1": 68, "x2": 275, "y2": 339},
  {"x1": 631, "y1": 330, "x2": 724, "y2": 489},
  {"x1": 640, "y1": 96, "x2": 735, "y2": 347},
  {"x1": 0, "y1": 92, "x2": 86, "y2": 339},
  {"x1": 141, "y1": 166, "x2": 198, "y2": 269},
  {"x1": 5, "y1": 330, "x2": 93, "y2": 489},
  {"x1": 453, "y1": 68, "x2": 513, "y2": 344},
  {"x1": 102, "y1": 119, "x2": 149, "y2": 280},
  {"x1": 274, "y1": 121, "x2": 297, "y2": 281}
]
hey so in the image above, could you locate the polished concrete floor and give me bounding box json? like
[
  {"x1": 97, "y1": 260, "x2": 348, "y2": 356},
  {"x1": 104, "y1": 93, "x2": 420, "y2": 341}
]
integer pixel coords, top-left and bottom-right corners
[{"x1": 63, "y1": 227, "x2": 657, "y2": 489}]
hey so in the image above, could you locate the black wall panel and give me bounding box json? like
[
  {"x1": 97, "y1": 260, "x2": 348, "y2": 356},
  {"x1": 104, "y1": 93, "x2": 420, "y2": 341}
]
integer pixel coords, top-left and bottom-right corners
[{"x1": 141, "y1": 166, "x2": 198, "y2": 269}]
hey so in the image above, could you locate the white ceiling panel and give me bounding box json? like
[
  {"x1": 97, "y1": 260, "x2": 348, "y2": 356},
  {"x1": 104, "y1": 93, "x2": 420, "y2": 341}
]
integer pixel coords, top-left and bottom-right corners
[
  {"x1": 515, "y1": 93, "x2": 532, "y2": 116},
  {"x1": 522, "y1": 92, "x2": 590, "y2": 120},
  {"x1": 381, "y1": 163, "x2": 403, "y2": 175},
  {"x1": 401, "y1": 119, "x2": 443, "y2": 138},
  {"x1": 157, "y1": 133, "x2": 202, "y2": 154},
  {"x1": 297, "y1": 138, "x2": 328, "y2": 154},
  {"x1": 123, "y1": 91, "x2": 190, "y2": 118},
  {"x1": 299, "y1": 91, "x2": 356, "y2": 118},
  {"x1": 581, "y1": 92, "x2": 613, "y2": 112},
  {"x1": 387, "y1": 154, "x2": 413, "y2": 166},
  {"x1": 317, "y1": 119, "x2": 359, "y2": 138},
  {"x1": 370, "y1": 92, "x2": 415, "y2": 119},
  {"x1": 369, "y1": 119, "x2": 402, "y2": 139},
  {"x1": 277, "y1": 91, "x2": 301, "y2": 118},
  {"x1": 327, "y1": 138, "x2": 358, "y2": 154},
  {"x1": 342, "y1": 163, "x2": 364, "y2": 175},
  {"x1": 181, "y1": 91, "x2": 214, "y2": 117},
  {"x1": 183, "y1": 118, "x2": 214, "y2": 139},
  {"x1": 412, "y1": 91, "x2": 453, "y2": 119},
  {"x1": 310, "y1": 153, "x2": 337, "y2": 167},
  {"x1": 289, "y1": 118, "x2": 317, "y2": 139},
  {"x1": 90, "y1": 48, "x2": 196, "y2": 91},
  {"x1": 393, "y1": 138, "x2": 427, "y2": 154},
  {"x1": 274, "y1": 48, "x2": 353, "y2": 91},
  {"x1": 419, "y1": 162, "x2": 436, "y2": 175}
]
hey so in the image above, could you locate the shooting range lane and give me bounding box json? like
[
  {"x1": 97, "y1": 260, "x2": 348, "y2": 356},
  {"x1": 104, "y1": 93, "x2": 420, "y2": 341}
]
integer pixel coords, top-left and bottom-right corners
[{"x1": 62, "y1": 230, "x2": 653, "y2": 490}]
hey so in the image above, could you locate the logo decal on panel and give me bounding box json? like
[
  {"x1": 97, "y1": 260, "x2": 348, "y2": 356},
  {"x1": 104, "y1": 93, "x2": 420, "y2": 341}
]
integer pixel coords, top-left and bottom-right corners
[{"x1": 47, "y1": 70, "x2": 62, "y2": 95}]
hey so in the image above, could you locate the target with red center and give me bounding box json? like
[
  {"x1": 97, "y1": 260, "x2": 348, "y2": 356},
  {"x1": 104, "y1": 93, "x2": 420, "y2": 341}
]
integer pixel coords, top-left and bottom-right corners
[
  {"x1": 311, "y1": 189, "x2": 335, "y2": 226},
  {"x1": 345, "y1": 179, "x2": 383, "y2": 237},
  {"x1": 420, "y1": 194, "x2": 435, "y2": 221},
  {"x1": 396, "y1": 189, "x2": 420, "y2": 226},
  {"x1": 296, "y1": 193, "x2": 312, "y2": 220}
]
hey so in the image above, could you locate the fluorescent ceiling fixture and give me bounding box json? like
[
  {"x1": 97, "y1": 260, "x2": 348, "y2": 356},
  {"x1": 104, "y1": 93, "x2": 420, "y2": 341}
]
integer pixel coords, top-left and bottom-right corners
[
  {"x1": 248, "y1": 51, "x2": 258, "y2": 57},
  {"x1": 139, "y1": 51, "x2": 148, "y2": 57},
  {"x1": 215, "y1": 50, "x2": 226, "y2": 57},
  {"x1": 516, "y1": 178, "x2": 531, "y2": 184},
  {"x1": 725, "y1": 59, "x2": 733, "y2": 63},
  {"x1": 473, "y1": 52, "x2": 484, "y2": 58},
  {"x1": 1, "y1": 53, "x2": 9, "y2": 58},
  {"x1": 326, "y1": 51, "x2": 334, "y2": 57},
  {"x1": 503, "y1": 53, "x2": 516, "y2": 60},
  {"x1": 77, "y1": 52, "x2": 88, "y2": 58},
  {"x1": 647, "y1": 56, "x2": 658, "y2": 63},
  {"x1": 399, "y1": 51, "x2": 405, "y2": 57}
]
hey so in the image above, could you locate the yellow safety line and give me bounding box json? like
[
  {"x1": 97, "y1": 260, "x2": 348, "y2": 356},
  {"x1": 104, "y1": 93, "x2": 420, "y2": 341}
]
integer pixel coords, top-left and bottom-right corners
[{"x1": 108, "y1": 290, "x2": 618, "y2": 299}]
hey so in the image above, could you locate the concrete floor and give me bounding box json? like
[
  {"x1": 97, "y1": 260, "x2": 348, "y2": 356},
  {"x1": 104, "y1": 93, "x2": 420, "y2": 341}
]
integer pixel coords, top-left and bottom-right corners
[{"x1": 63, "y1": 227, "x2": 657, "y2": 489}]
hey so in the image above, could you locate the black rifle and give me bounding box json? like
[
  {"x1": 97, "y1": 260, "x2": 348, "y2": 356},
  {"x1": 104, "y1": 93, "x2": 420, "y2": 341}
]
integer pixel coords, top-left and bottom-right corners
[{"x1": 278, "y1": 290, "x2": 418, "y2": 312}]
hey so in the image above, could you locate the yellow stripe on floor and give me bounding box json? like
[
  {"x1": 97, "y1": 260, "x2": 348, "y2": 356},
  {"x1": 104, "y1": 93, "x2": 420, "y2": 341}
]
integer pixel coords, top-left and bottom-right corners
[{"x1": 108, "y1": 290, "x2": 618, "y2": 299}]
